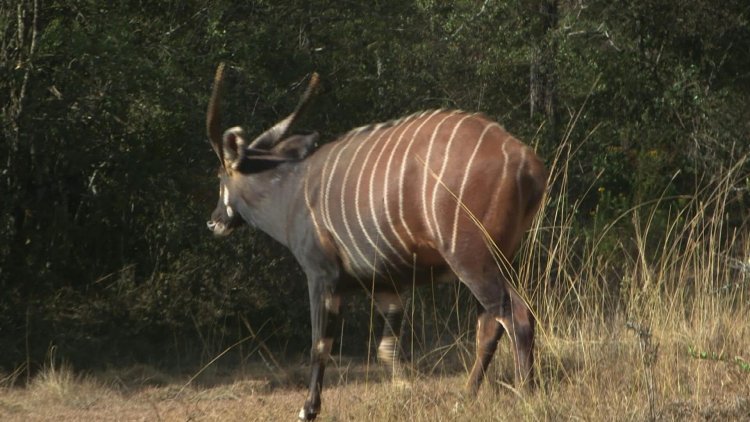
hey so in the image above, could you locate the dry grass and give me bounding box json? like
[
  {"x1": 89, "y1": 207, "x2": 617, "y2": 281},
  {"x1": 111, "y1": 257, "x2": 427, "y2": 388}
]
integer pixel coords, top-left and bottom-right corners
[{"x1": 0, "y1": 326, "x2": 747, "y2": 421}]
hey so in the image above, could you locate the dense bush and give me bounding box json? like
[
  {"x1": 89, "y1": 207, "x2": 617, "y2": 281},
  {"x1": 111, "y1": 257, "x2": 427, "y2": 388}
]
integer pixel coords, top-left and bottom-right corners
[{"x1": 1, "y1": 1, "x2": 747, "y2": 374}]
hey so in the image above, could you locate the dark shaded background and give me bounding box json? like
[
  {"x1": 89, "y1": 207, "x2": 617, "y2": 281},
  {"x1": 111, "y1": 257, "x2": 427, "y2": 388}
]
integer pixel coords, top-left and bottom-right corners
[{"x1": 2, "y1": 0, "x2": 748, "y2": 375}]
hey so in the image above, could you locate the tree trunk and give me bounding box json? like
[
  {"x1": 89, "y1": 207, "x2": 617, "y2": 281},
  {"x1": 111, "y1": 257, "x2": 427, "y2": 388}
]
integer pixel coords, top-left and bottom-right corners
[{"x1": 530, "y1": 0, "x2": 558, "y2": 143}]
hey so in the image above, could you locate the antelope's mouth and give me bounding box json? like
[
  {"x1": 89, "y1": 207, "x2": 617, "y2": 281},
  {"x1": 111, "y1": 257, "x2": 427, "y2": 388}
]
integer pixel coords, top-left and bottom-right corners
[{"x1": 207, "y1": 220, "x2": 234, "y2": 237}]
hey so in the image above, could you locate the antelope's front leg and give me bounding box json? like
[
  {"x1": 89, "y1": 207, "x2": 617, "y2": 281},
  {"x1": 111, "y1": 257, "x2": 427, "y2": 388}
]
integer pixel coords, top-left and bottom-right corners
[{"x1": 300, "y1": 283, "x2": 341, "y2": 420}]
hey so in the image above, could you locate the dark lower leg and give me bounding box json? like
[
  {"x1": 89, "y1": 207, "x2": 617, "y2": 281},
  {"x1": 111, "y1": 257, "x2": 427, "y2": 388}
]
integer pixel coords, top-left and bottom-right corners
[
  {"x1": 497, "y1": 290, "x2": 535, "y2": 388},
  {"x1": 511, "y1": 296, "x2": 535, "y2": 387},
  {"x1": 466, "y1": 311, "x2": 504, "y2": 394},
  {"x1": 302, "y1": 359, "x2": 325, "y2": 420},
  {"x1": 301, "y1": 292, "x2": 341, "y2": 420}
]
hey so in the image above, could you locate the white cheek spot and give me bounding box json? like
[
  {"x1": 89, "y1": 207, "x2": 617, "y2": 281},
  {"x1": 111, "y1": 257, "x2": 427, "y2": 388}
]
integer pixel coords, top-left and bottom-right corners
[
  {"x1": 222, "y1": 185, "x2": 234, "y2": 217},
  {"x1": 223, "y1": 186, "x2": 230, "y2": 206},
  {"x1": 299, "y1": 408, "x2": 306, "y2": 420}
]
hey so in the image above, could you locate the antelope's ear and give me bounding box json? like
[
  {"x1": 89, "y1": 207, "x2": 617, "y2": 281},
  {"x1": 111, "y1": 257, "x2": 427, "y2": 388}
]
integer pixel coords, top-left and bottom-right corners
[
  {"x1": 271, "y1": 132, "x2": 319, "y2": 160},
  {"x1": 222, "y1": 127, "x2": 248, "y2": 169}
]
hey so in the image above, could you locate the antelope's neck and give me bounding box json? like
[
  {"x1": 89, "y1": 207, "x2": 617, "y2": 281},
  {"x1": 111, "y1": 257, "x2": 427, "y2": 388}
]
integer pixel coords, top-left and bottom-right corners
[{"x1": 236, "y1": 162, "x2": 312, "y2": 248}]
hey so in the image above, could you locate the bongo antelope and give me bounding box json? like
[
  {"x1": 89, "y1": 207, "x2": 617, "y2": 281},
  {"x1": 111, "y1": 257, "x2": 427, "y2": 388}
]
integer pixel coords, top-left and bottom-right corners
[{"x1": 205, "y1": 64, "x2": 547, "y2": 420}]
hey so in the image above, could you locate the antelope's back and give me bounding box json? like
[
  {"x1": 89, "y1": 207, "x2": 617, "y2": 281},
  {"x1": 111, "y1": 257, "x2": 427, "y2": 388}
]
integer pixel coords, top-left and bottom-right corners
[{"x1": 303, "y1": 109, "x2": 545, "y2": 279}]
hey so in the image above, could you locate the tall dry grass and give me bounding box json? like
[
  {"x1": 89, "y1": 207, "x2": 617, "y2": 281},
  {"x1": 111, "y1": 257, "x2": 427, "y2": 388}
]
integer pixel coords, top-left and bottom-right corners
[{"x1": 503, "y1": 120, "x2": 749, "y2": 420}]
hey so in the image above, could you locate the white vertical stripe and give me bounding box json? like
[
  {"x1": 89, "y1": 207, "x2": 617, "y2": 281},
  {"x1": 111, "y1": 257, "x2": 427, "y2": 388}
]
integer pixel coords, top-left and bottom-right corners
[
  {"x1": 421, "y1": 111, "x2": 459, "y2": 238},
  {"x1": 339, "y1": 126, "x2": 390, "y2": 274},
  {"x1": 516, "y1": 146, "x2": 527, "y2": 209},
  {"x1": 430, "y1": 114, "x2": 473, "y2": 247},
  {"x1": 320, "y1": 131, "x2": 360, "y2": 229},
  {"x1": 356, "y1": 121, "x2": 413, "y2": 267},
  {"x1": 501, "y1": 140, "x2": 510, "y2": 190},
  {"x1": 303, "y1": 167, "x2": 323, "y2": 246},
  {"x1": 397, "y1": 110, "x2": 444, "y2": 243},
  {"x1": 320, "y1": 133, "x2": 360, "y2": 269},
  {"x1": 377, "y1": 114, "x2": 425, "y2": 260},
  {"x1": 450, "y1": 123, "x2": 500, "y2": 253}
]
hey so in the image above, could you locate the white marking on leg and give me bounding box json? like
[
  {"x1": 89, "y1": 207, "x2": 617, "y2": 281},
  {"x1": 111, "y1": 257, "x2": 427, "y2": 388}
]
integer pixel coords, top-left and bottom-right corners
[
  {"x1": 450, "y1": 123, "x2": 500, "y2": 253},
  {"x1": 397, "y1": 110, "x2": 444, "y2": 243},
  {"x1": 495, "y1": 316, "x2": 521, "y2": 373},
  {"x1": 316, "y1": 338, "x2": 334, "y2": 356},
  {"x1": 431, "y1": 114, "x2": 472, "y2": 247},
  {"x1": 375, "y1": 291, "x2": 403, "y2": 311},
  {"x1": 476, "y1": 317, "x2": 483, "y2": 350},
  {"x1": 378, "y1": 335, "x2": 398, "y2": 363},
  {"x1": 324, "y1": 293, "x2": 341, "y2": 314}
]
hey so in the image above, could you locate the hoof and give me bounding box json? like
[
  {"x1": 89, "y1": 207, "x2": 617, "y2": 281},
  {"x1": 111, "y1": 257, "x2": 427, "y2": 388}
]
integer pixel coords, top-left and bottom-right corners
[{"x1": 297, "y1": 400, "x2": 320, "y2": 421}]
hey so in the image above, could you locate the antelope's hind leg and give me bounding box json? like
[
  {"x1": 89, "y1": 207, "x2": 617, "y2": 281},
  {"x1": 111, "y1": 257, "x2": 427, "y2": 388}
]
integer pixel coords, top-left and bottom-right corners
[
  {"x1": 375, "y1": 291, "x2": 407, "y2": 381},
  {"x1": 466, "y1": 309, "x2": 505, "y2": 394},
  {"x1": 455, "y1": 267, "x2": 535, "y2": 393},
  {"x1": 496, "y1": 287, "x2": 535, "y2": 389}
]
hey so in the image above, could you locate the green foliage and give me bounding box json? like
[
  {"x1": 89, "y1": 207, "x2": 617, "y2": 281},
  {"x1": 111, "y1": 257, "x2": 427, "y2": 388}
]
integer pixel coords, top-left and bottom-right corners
[
  {"x1": 688, "y1": 346, "x2": 750, "y2": 373},
  {"x1": 0, "y1": 0, "x2": 748, "y2": 373}
]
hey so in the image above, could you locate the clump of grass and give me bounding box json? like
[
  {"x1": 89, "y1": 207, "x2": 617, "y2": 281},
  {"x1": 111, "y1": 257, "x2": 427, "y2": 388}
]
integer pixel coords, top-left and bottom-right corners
[
  {"x1": 25, "y1": 347, "x2": 109, "y2": 410},
  {"x1": 30, "y1": 347, "x2": 77, "y2": 400}
]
